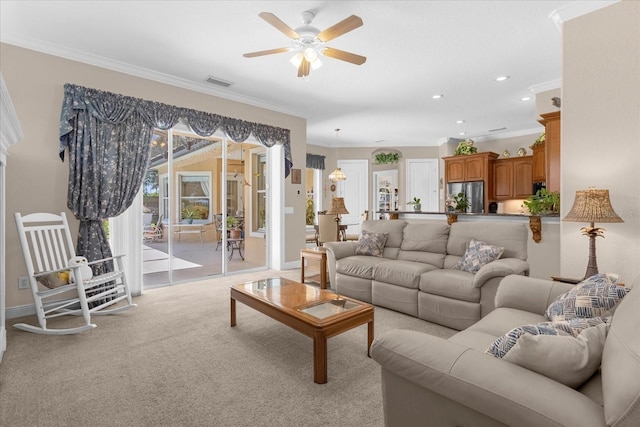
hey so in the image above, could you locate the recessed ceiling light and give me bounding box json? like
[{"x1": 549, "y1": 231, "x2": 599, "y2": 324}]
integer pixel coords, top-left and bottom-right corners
[
  {"x1": 495, "y1": 75, "x2": 510, "y2": 82},
  {"x1": 459, "y1": 132, "x2": 467, "y2": 136},
  {"x1": 432, "y1": 94, "x2": 444, "y2": 99},
  {"x1": 456, "y1": 120, "x2": 465, "y2": 124},
  {"x1": 521, "y1": 96, "x2": 532, "y2": 101}
]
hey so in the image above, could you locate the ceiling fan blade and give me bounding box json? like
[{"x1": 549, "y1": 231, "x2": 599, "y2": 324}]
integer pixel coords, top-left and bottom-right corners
[
  {"x1": 243, "y1": 47, "x2": 291, "y2": 58},
  {"x1": 322, "y1": 47, "x2": 367, "y2": 65},
  {"x1": 259, "y1": 12, "x2": 300, "y2": 39},
  {"x1": 297, "y1": 58, "x2": 311, "y2": 78},
  {"x1": 317, "y1": 15, "x2": 363, "y2": 42}
]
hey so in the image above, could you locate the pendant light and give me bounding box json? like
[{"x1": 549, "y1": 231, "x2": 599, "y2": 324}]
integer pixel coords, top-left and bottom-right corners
[{"x1": 328, "y1": 129, "x2": 347, "y2": 181}]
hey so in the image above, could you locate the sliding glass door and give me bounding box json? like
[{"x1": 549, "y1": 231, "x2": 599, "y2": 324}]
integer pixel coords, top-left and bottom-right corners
[{"x1": 141, "y1": 127, "x2": 266, "y2": 288}]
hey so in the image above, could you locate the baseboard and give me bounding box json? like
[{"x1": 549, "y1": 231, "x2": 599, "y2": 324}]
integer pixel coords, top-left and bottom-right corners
[
  {"x1": 282, "y1": 260, "x2": 301, "y2": 270},
  {"x1": 6, "y1": 303, "x2": 36, "y2": 320}
]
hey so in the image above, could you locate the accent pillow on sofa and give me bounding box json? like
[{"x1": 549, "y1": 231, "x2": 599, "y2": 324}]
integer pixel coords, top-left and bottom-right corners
[
  {"x1": 502, "y1": 322, "x2": 609, "y2": 388},
  {"x1": 354, "y1": 231, "x2": 388, "y2": 257},
  {"x1": 545, "y1": 273, "x2": 628, "y2": 322},
  {"x1": 486, "y1": 316, "x2": 609, "y2": 358},
  {"x1": 452, "y1": 238, "x2": 504, "y2": 273}
]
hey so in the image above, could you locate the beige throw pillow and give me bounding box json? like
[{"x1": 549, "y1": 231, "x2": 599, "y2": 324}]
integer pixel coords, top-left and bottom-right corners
[{"x1": 503, "y1": 322, "x2": 609, "y2": 388}]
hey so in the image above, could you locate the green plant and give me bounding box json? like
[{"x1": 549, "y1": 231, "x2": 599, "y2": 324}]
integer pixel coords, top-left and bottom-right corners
[
  {"x1": 453, "y1": 193, "x2": 469, "y2": 212},
  {"x1": 454, "y1": 139, "x2": 478, "y2": 155},
  {"x1": 530, "y1": 132, "x2": 546, "y2": 148},
  {"x1": 306, "y1": 198, "x2": 315, "y2": 225},
  {"x1": 374, "y1": 152, "x2": 400, "y2": 165},
  {"x1": 523, "y1": 188, "x2": 560, "y2": 214},
  {"x1": 182, "y1": 205, "x2": 198, "y2": 220},
  {"x1": 226, "y1": 215, "x2": 239, "y2": 228},
  {"x1": 407, "y1": 197, "x2": 421, "y2": 205}
]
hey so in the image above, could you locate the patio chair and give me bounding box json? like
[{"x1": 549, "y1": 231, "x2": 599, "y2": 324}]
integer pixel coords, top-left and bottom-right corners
[
  {"x1": 143, "y1": 215, "x2": 164, "y2": 242},
  {"x1": 14, "y1": 212, "x2": 136, "y2": 335}
]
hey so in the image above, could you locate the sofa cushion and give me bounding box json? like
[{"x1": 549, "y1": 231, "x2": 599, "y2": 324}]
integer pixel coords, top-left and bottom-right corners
[
  {"x1": 447, "y1": 221, "x2": 527, "y2": 260},
  {"x1": 336, "y1": 256, "x2": 381, "y2": 280},
  {"x1": 373, "y1": 260, "x2": 437, "y2": 289},
  {"x1": 400, "y1": 223, "x2": 449, "y2": 250},
  {"x1": 486, "y1": 317, "x2": 609, "y2": 358},
  {"x1": 354, "y1": 231, "x2": 388, "y2": 257},
  {"x1": 361, "y1": 220, "x2": 407, "y2": 248},
  {"x1": 501, "y1": 322, "x2": 609, "y2": 388},
  {"x1": 545, "y1": 273, "x2": 628, "y2": 322},
  {"x1": 419, "y1": 269, "x2": 479, "y2": 302},
  {"x1": 452, "y1": 239, "x2": 504, "y2": 274}
]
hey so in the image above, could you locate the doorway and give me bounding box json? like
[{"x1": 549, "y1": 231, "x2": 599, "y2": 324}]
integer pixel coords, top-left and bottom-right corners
[{"x1": 140, "y1": 128, "x2": 267, "y2": 287}]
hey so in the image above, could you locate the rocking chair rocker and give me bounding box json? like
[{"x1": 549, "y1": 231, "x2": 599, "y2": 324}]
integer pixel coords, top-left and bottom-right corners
[{"x1": 14, "y1": 212, "x2": 136, "y2": 335}]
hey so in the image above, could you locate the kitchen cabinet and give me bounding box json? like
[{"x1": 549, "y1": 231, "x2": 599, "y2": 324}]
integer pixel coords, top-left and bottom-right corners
[
  {"x1": 538, "y1": 111, "x2": 561, "y2": 192},
  {"x1": 532, "y1": 143, "x2": 546, "y2": 183},
  {"x1": 492, "y1": 156, "x2": 533, "y2": 200},
  {"x1": 444, "y1": 152, "x2": 498, "y2": 183},
  {"x1": 444, "y1": 152, "x2": 498, "y2": 212}
]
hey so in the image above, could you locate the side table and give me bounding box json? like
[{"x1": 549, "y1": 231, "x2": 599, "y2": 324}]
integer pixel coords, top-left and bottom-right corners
[{"x1": 300, "y1": 247, "x2": 328, "y2": 289}]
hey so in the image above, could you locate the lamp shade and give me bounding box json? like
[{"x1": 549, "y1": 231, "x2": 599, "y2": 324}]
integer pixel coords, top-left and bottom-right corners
[
  {"x1": 563, "y1": 188, "x2": 623, "y2": 224},
  {"x1": 326, "y1": 197, "x2": 350, "y2": 215},
  {"x1": 328, "y1": 167, "x2": 347, "y2": 181}
]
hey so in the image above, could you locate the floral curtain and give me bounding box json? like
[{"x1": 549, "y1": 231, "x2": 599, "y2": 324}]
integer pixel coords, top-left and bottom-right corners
[
  {"x1": 306, "y1": 153, "x2": 325, "y2": 170},
  {"x1": 59, "y1": 83, "x2": 293, "y2": 266}
]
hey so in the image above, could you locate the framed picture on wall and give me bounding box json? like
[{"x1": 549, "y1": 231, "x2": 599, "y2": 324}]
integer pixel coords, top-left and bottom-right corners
[{"x1": 291, "y1": 168, "x2": 301, "y2": 184}]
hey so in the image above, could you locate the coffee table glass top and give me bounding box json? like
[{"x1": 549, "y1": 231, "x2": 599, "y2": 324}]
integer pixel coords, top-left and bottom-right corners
[{"x1": 299, "y1": 299, "x2": 361, "y2": 319}]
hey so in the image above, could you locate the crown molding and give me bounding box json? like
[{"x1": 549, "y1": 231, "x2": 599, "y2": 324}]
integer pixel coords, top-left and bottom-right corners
[
  {"x1": 529, "y1": 79, "x2": 561, "y2": 94},
  {"x1": 549, "y1": 0, "x2": 620, "y2": 32},
  {"x1": 0, "y1": 36, "x2": 302, "y2": 119}
]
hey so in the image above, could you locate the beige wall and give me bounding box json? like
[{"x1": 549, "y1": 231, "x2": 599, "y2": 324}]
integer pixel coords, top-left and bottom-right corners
[
  {"x1": 1, "y1": 43, "x2": 306, "y2": 309},
  {"x1": 561, "y1": 1, "x2": 640, "y2": 286}
]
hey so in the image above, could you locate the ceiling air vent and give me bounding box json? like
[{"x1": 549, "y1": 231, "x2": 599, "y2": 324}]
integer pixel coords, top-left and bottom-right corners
[
  {"x1": 205, "y1": 76, "x2": 233, "y2": 87},
  {"x1": 488, "y1": 127, "x2": 507, "y2": 132}
]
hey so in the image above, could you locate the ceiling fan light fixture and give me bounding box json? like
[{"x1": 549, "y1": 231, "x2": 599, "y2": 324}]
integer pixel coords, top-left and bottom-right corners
[
  {"x1": 304, "y1": 47, "x2": 318, "y2": 62},
  {"x1": 289, "y1": 52, "x2": 303, "y2": 68}
]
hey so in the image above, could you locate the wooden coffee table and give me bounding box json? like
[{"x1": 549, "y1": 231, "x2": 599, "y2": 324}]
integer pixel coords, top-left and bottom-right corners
[{"x1": 230, "y1": 277, "x2": 374, "y2": 384}]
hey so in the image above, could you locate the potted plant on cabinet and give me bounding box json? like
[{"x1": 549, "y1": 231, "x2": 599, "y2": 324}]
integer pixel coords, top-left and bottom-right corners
[
  {"x1": 407, "y1": 197, "x2": 421, "y2": 211},
  {"x1": 523, "y1": 189, "x2": 560, "y2": 215},
  {"x1": 453, "y1": 193, "x2": 469, "y2": 212}
]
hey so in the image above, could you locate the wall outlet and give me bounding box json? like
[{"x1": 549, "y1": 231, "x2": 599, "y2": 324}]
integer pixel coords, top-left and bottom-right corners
[{"x1": 18, "y1": 276, "x2": 30, "y2": 289}]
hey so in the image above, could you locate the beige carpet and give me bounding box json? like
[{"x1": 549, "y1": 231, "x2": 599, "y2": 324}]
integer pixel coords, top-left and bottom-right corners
[{"x1": 0, "y1": 269, "x2": 456, "y2": 427}]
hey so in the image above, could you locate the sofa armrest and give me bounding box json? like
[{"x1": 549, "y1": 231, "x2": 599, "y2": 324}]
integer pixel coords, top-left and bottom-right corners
[
  {"x1": 371, "y1": 330, "x2": 605, "y2": 427},
  {"x1": 323, "y1": 241, "x2": 357, "y2": 261},
  {"x1": 472, "y1": 258, "x2": 530, "y2": 288},
  {"x1": 495, "y1": 275, "x2": 574, "y2": 315}
]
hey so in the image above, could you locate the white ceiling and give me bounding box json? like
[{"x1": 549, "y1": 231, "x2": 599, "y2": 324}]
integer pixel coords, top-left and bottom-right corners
[{"x1": 0, "y1": 1, "x2": 617, "y2": 148}]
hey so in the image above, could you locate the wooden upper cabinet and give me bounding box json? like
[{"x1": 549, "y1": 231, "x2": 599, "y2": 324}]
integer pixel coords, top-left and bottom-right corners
[
  {"x1": 492, "y1": 156, "x2": 533, "y2": 200},
  {"x1": 532, "y1": 143, "x2": 546, "y2": 183},
  {"x1": 538, "y1": 111, "x2": 561, "y2": 192},
  {"x1": 444, "y1": 152, "x2": 498, "y2": 183}
]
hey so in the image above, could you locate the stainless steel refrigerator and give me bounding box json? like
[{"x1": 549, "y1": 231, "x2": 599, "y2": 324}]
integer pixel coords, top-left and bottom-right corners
[{"x1": 446, "y1": 181, "x2": 484, "y2": 213}]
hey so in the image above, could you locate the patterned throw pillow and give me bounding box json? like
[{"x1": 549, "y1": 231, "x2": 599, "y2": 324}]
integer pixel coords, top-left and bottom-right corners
[
  {"x1": 545, "y1": 273, "x2": 628, "y2": 322},
  {"x1": 452, "y1": 238, "x2": 504, "y2": 273},
  {"x1": 354, "y1": 231, "x2": 388, "y2": 257},
  {"x1": 486, "y1": 316, "x2": 609, "y2": 359}
]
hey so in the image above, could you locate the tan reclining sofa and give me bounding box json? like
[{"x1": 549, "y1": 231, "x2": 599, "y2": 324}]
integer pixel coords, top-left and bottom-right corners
[{"x1": 324, "y1": 220, "x2": 529, "y2": 330}]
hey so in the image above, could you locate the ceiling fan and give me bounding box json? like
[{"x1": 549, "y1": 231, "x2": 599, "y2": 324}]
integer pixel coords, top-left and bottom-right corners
[{"x1": 243, "y1": 11, "x2": 366, "y2": 78}]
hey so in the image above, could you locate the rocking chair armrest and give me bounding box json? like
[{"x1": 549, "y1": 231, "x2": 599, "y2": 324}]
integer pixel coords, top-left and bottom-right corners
[{"x1": 86, "y1": 254, "x2": 126, "y2": 266}]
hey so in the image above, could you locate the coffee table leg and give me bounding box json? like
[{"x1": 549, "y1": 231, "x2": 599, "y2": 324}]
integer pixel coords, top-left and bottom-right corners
[
  {"x1": 300, "y1": 254, "x2": 305, "y2": 283},
  {"x1": 230, "y1": 297, "x2": 236, "y2": 327},
  {"x1": 313, "y1": 334, "x2": 328, "y2": 384},
  {"x1": 367, "y1": 319, "x2": 374, "y2": 357}
]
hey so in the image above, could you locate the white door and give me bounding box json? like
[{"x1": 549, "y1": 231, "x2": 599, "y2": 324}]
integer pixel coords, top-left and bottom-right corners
[
  {"x1": 406, "y1": 159, "x2": 439, "y2": 211},
  {"x1": 337, "y1": 159, "x2": 368, "y2": 234}
]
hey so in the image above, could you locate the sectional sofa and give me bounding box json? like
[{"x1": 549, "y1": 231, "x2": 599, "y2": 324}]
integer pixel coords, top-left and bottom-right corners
[{"x1": 324, "y1": 219, "x2": 529, "y2": 330}]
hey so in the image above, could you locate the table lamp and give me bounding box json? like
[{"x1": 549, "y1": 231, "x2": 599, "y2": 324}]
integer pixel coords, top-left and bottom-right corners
[
  {"x1": 326, "y1": 197, "x2": 349, "y2": 241},
  {"x1": 563, "y1": 187, "x2": 623, "y2": 279}
]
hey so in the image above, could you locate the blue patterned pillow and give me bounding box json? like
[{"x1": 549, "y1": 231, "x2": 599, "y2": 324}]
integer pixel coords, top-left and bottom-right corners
[
  {"x1": 354, "y1": 231, "x2": 388, "y2": 257},
  {"x1": 545, "y1": 273, "x2": 628, "y2": 322},
  {"x1": 486, "y1": 316, "x2": 609, "y2": 358},
  {"x1": 452, "y1": 238, "x2": 504, "y2": 273}
]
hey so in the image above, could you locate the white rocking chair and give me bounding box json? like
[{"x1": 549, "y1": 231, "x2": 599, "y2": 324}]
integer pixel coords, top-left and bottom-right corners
[{"x1": 14, "y1": 212, "x2": 137, "y2": 335}]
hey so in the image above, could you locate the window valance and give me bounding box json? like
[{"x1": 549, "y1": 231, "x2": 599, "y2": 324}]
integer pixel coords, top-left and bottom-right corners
[
  {"x1": 306, "y1": 153, "x2": 325, "y2": 170},
  {"x1": 59, "y1": 83, "x2": 293, "y2": 176}
]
